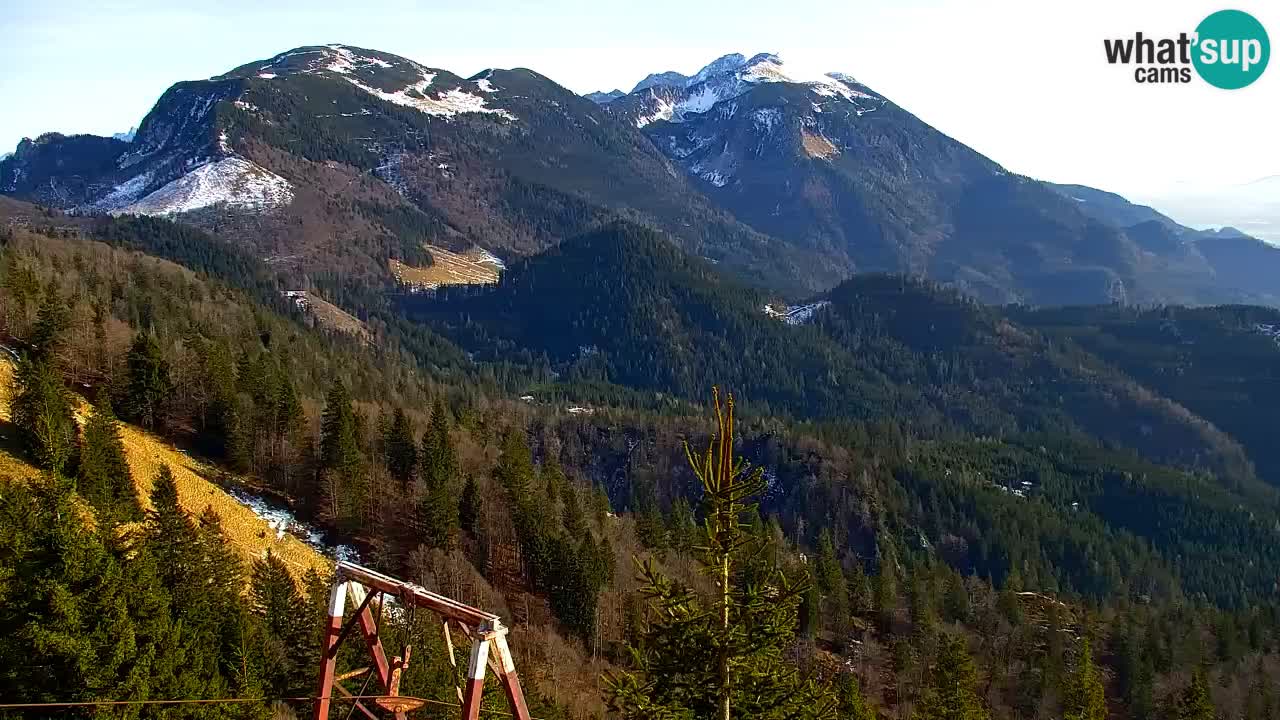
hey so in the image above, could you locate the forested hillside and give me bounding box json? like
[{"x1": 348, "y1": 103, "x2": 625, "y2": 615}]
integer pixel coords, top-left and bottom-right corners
[{"x1": 3, "y1": 203, "x2": 1280, "y2": 720}]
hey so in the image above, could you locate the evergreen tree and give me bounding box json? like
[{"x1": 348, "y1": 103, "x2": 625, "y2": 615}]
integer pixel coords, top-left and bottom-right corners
[
  {"x1": 319, "y1": 380, "x2": 364, "y2": 529},
  {"x1": 119, "y1": 331, "x2": 173, "y2": 430},
  {"x1": 10, "y1": 354, "x2": 77, "y2": 474},
  {"x1": 196, "y1": 339, "x2": 239, "y2": 459},
  {"x1": 77, "y1": 395, "x2": 140, "y2": 522},
  {"x1": 29, "y1": 288, "x2": 71, "y2": 361},
  {"x1": 913, "y1": 634, "x2": 990, "y2": 720},
  {"x1": 417, "y1": 478, "x2": 459, "y2": 548},
  {"x1": 1064, "y1": 639, "x2": 1107, "y2": 720},
  {"x1": 635, "y1": 496, "x2": 669, "y2": 551},
  {"x1": 562, "y1": 479, "x2": 589, "y2": 539},
  {"x1": 816, "y1": 528, "x2": 851, "y2": 635},
  {"x1": 667, "y1": 496, "x2": 699, "y2": 554},
  {"x1": 459, "y1": 473, "x2": 483, "y2": 535},
  {"x1": 319, "y1": 381, "x2": 361, "y2": 476},
  {"x1": 605, "y1": 389, "x2": 837, "y2": 720},
  {"x1": 250, "y1": 551, "x2": 312, "y2": 696},
  {"x1": 1176, "y1": 671, "x2": 1216, "y2": 720},
  {"x1": 147, "y1": 465, "x2": 203, "y2": 611},
  {"x1": 420, "y1": 398, "x2": 457, "y2": 489},
  {"x1": 0, "y1": 479, "x2": 214, "y2": 717},
  {"x1": 838, "y1": 674, "x2": 876, "y2": 720},
  {"x1": 876, "y1": 551, "x2": 900, "y2": 636},
  {"x1": 384, "y1": 406, "x2": 417, "y2": 484},
  {"x1": 542, "y1": 452, "x2": 566, "y2": 505}
]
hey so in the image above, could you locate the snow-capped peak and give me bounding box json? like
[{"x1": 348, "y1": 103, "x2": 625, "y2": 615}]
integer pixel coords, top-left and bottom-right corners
[
  {"x1": 248, "y1": 44, "x2": 401, "y2": 79},
  {"x1": 688, "y1": 53, "x2": 749, "y2": 85},
  {"x1": 630, "y1": 51, "x2": 793, "y2": 128},
  {"x1": 242, "y1": 45, "x2": 516, "y2": 122}
]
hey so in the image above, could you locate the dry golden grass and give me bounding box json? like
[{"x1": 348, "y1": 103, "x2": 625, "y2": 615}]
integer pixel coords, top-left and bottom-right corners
[
  {"x1": 0, "y1": 360, "x2": 41, "y2": 483},
  {"x1": 801, "y1": 131, "x2": 839, "y2": 159},
  {"x1": 281, "y1": 291, "x2": 370, "y2": 341},
  {"x1": 390, "y1": 245, "x2": 500, "y2": 289},
  {"x1": 0, "y1": 360, "x2": 330, "y2": 580}
]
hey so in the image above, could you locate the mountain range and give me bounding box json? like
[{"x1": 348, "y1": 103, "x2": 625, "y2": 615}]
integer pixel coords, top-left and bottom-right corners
[{"x1": 3, "y1": 44, "x2": 1279, "y2": 306}]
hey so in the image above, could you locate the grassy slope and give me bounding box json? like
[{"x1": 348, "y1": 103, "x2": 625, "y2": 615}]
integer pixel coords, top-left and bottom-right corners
[{"x1": 0, "y1": 359, "x2": 330, "y2": 579}]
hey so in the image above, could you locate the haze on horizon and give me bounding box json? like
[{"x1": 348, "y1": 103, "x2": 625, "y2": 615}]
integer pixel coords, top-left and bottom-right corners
[{"x1": 3, "y1": 0, "x2": 1275, "y2": 240}]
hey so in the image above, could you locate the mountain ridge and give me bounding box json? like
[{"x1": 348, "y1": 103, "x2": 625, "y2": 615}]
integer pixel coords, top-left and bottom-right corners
[{"x1": 3, "y1": 45, "x2": 1279, "y2": 307}]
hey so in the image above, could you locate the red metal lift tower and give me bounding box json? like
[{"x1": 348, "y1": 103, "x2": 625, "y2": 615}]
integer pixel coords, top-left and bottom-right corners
[{"x1": 313, "y1": 560, "x2": 532, "y2": 720}]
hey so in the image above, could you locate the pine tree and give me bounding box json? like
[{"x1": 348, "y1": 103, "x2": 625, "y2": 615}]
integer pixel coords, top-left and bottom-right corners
[
  {"x1": 271, "y1": 372, "x2": 307, "y2": 489},
  {"x1": 147, "y1": 465, "x2": 204, "y2": 612},
  {"x1": 196, "y1": 339, "x2": 238, "y2": 459},
  {"x1": 0, "y1": 479, "x2": 212, "y2": 715},
  {"x1": 320, "y1": 381, "x2": 361, "y2": 474},
  {"x1": 420, "y1": 398, "x2": 457, "y2": 489},
  {"x1": 319, "y1": 381, "x2": 364, "y2": 529},
  {"x1": 542, "y1": 451, "x2": 566, "y2": 505},
  {"x1": 816, "y1": 528, "x2": 851, "y2": 636},
  {"x1": 1065, "y1": 639, "x2": 1107, "y2": 720},
  {"x1": 912, "y1": 633, "x2": 990, "y2": 720},
  {"x1": 29, "y1": 288, "x2": 70, "y2": 361},
  {"x1": 119, "y1": 331, "x2": 173, "y2": 430},
  {"x1": 562, "y1": 479, "x2": 589, "y2": 539},
  {"x1": 634, "y1": 488, "x2": 669, "y2": 551},
  {"x1": 875, "y1": 550, "x2": 900, "y2": 636},
  {"x1": 384, "y1": 407, "x2": 418, "y2": 484},
  {"x1": 838, "y1": 674, "x2": 876, "y2": 720},
  {"x1": 460, "y1": 474, "x2": 483, "y2": 535},
  {"x1": 417, "y1": 478, "x2": 460, "y2": 548},
  {"x1": 10, "y1": 354, "x2": 77, "y2": 474},
  {"x1": 77, "y1": 395, "x2": 140, "y2": 523},
  {"x1": 667, "y1": 496, "x2": 699, "y2": 554},
  {"x1": 1176, "y1": 671, "x2": 1216, "y2": 720},
  {"x1": 605, "y1": 389, "x2": 837, "y2": 720},
  {"x1": 250, "y1": 551, "x2": 312, "y2": 696}
]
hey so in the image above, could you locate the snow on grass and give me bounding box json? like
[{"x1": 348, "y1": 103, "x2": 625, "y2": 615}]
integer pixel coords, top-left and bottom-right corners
[
  {"x1": 763, "y1": 301, "x2": 831, "y2": 325},
  {"x1": 94, "y1": 171, "x2": 154, "y2": 210},
  {"x1": 322, "y1": 44, "x2": 393, "y2": 74},
  {"x1": 475, "y1": 78, "x2": 498, "y2": 93},
  {"x1": 344, "y1": 72, "x2": 515, "y2": 121},
  {"x1": 257, "y1": 73, "x2": 277, "y2": 79},
  {"x1": 472, "y1": 248, "x2": 507, "y2": 270},
  {"x1": 809, "y1": 75, "x2": 875, "y2": 101},
  {"x1": 117, "y1": 157, "x2": 292, "y2": 215}
]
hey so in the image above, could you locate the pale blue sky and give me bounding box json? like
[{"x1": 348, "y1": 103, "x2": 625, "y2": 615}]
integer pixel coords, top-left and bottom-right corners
[{"x1": 2, "y1": 0, "x2": 1276, "y2": 222}]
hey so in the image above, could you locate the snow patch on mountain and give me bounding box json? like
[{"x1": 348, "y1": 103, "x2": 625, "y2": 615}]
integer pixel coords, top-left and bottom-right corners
[
  {"x1": 752, "y1": 108, "x2": 783, "y2": 134},
  {"x1": 344, "y1": 72, "x2": 515, "y2": 121},
  {"x1": 689, "y1": 53, "x2": 748, "y2": 85},
  {"x1": 473, "y1": 248, "x2": 507, "y2": 270},
  {"x1": 618, "y1": 53, "x2": 883, "y2": 129},
  {"x1": 322, "y1": 44, "x2": 393, "y2": 74},
  {"x1": 94, "y1": 171, "x2": 155, "y2": 210},
  {"x1": 763, "y1": 301, "x2": 830, "y2": 325},
  {"x1": 115, "y1": 157, "x2": 293, "y2": 215},
  {"x1": 689, "y1": 145, "x2": 738, "y2": 188},
  {"x1": 1255, "y1": 323, "x2": 1280, "y2": 349},
  {"x1": 635, "y1": 93, "x2": 676, "y2": 128}
]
